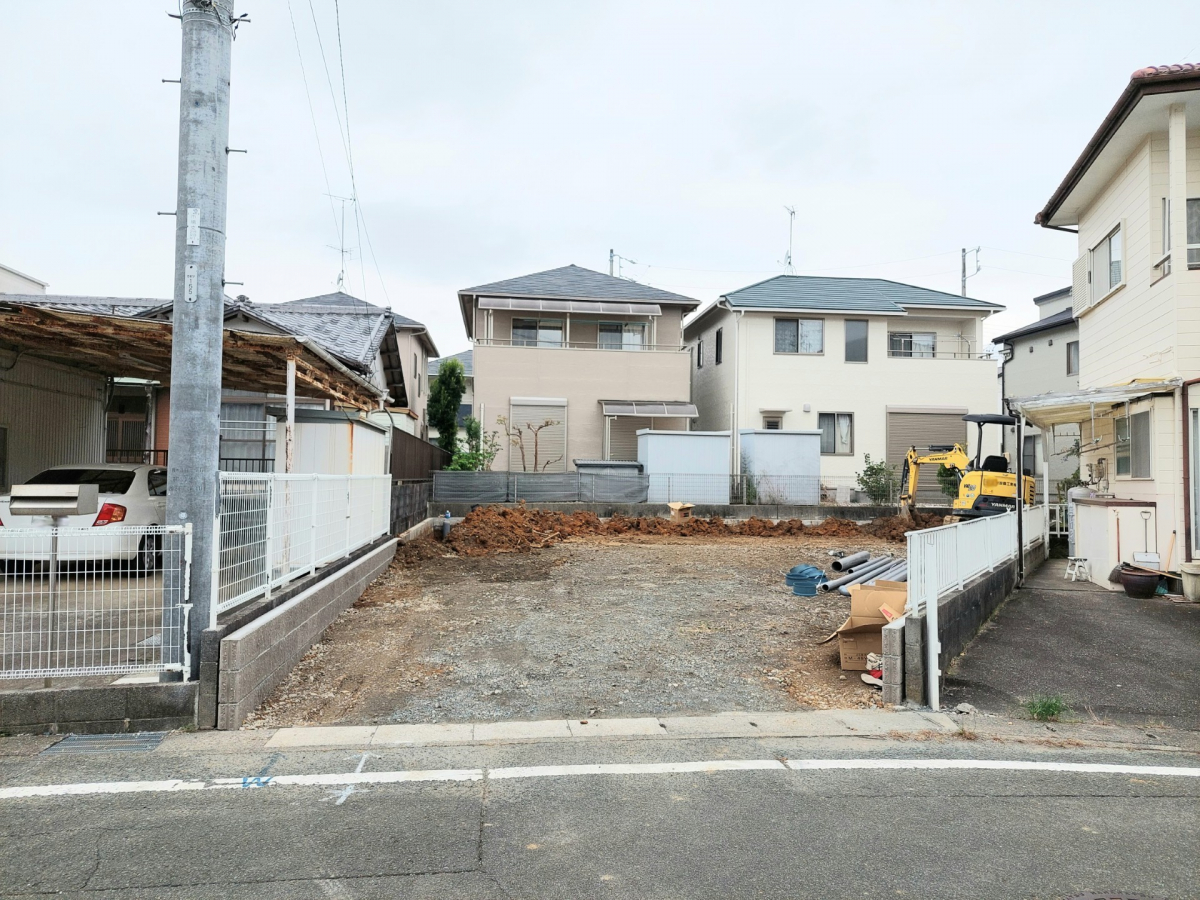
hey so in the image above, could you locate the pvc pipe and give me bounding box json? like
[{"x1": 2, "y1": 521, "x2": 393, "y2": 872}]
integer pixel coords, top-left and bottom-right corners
[
  {"x1": 817, "y1": 556, "x2": 893, "y2": 592},
  {"x1": 819, "y1": 556, "x2": 894, "y2": 592},
  {"x1": 840, "y1": 562, "x2": 909, "y2": 595},
  {"x1": 831, "y1": 551, "x2": 870, "y2": 572}
]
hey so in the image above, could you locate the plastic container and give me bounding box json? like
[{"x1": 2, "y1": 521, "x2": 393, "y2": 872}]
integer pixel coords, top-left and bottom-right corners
[
  {"x1": 1180, "y1": 562, "x2": 1200, "y2": 602},
  {"x1": 786, "y1": 565, "x2": 824, "y2": 597}
]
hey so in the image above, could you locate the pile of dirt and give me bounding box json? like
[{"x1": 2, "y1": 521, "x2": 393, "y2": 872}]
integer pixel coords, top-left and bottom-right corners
[
  {"x1": 863, "y1": 512, "x2": 943, "y2": 542},
  {"x1": 394, "y1": 505, "x2": 933, "y2": 564}
]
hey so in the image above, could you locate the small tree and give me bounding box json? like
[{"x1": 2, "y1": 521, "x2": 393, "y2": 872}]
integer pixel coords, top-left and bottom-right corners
[
  {"x1": 936, "y1": 463, "x2": 960, "y2": 499},
  {"x1": 447, "y1": 416, "x2": 502, "y2": 471},
  {"x1": 498, "y1": 414, "x2": 564, "y2": 472},
  {"x1": 856, "y1": 454, "x2": 899, "y2": 505},
  {"x1": 428, "y1": 358, "x2": 466, "y2": 456}
]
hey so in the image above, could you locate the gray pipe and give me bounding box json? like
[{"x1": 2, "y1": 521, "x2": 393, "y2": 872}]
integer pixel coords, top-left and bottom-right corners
[
  {"x1": 834, "y1": 560, "x2": 897, "y2": 593},
  {"x1": 831, "y1": 551, "x2": 870, "y2": 572},
  {"x1": 817, "y1": 556, "x2": 893, "y2": 592},
  {"x1": 840, "y1": 561, "x2": 908, "y2": 595},
  {"x1": 818, "y1": 556, "x2": 893, "y2": 592}
]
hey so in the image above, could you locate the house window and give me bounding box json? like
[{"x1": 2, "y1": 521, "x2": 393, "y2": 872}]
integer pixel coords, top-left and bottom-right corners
[
  {"x1": 1022, "y1": 435, "x2": 1038, "y2": 476},
  {"x1": 715, "y1": 327, "x2": 723, "y2": 364},
  {"x1": 818, "y1": 412, "x2": 853, "y2": 455},
  {"x1": 763, "y1": 416, "x2": 782, "y2": 430},
  {"x1": 1091, "y1": 225, "x2": 1123, "y2": 302},
  {"x1": 1114, "y1": 410, "x2": 1151, "y2": 478},
  {"x1": 598, "y1": 322, "x2": 646, "y2": 350},
  {"x1": 774, "y1": 318, "x2": 823, "y2": 354},
  {"x1": 845, "y1": 319, "x2": 868, "y2": 363},
  {"x1": 1189, "y1": 198, "x2": 1200, "y2": 268},
  {"x1": 888, "y1": 332, "x2": 936, "y2": 358},
  {"x1": 512, "y1": 318, "x2": 564, "y2": 348},
  {"x1": 1066, "y1": 340, "x2": 1079, "y2": 376},
  {"x1": 696, "y1": 339, "x2": 704, "y2": 368}
]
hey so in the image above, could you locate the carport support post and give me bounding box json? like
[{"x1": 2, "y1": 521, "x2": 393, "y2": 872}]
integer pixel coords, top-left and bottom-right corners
[
  {"x1": 285, "y1": 355, "x2": 296, "y2": 473},
  {"x1": 164, "y1": 0, "x2": 236, "y2": 679}
]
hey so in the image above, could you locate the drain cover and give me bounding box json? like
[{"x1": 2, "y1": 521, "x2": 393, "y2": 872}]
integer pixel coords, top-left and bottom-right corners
[{"x1": 42, "y1": 732, "x2": 167, "y2": 755}]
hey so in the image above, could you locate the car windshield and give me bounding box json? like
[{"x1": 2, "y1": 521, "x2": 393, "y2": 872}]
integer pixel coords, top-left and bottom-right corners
[{"x1": 25, "y1": 468, "x2": 136, "y2": 494}]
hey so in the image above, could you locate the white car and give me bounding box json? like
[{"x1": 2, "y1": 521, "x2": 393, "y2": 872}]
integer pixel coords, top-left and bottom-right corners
[{"x1": 0, "y1": 464, "x2": 168, "y2": 572}]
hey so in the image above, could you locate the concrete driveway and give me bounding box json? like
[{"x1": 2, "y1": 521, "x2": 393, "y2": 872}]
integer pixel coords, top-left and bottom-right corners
[{"x1": 944, "y1": 559, "x2": 1200, "y2": 730}]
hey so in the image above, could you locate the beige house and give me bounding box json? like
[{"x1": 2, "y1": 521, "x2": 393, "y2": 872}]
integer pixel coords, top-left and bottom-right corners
[
  {"x1": 458, "y1": 265, "x2": 700, "y2": 471},
  {"x1": 1014, "y1": 63, "x2": 1200, "y2": 575},
  {"x1": 684, "y1": 276, "x2": 1003, "y2": 490},
  {"x1": 993, "y1": 287, "x2": 1079, "y2": 493}
]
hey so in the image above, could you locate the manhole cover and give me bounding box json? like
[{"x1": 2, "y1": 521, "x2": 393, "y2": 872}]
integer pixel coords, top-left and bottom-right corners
[{"x1": 42, "y1": 732, "x2": 167, "y2": 755}]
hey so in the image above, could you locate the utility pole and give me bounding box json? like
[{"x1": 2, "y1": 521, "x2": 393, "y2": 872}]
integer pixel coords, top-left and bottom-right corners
[
  {"x1": 165, "y1": 0, "x2": 237, "y2": 679},
  {"x1": 961, "y1": 246, "x2": 980, "y2": 296},
  {"x1": 782, "y1": 206, "x2": 796, "y2": 274},
  {"x1": 609, "y1": 248, "x2": 614, "y2": 277}
]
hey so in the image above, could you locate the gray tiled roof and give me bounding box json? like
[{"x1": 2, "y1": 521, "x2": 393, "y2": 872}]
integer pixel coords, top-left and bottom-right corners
[
  {"x1": 723, "y1": 276, "x2": 1004, "y2": 312},
  {"x1": 428, "y1": 349, "x2": 473, "y2": 378},
  {"x1": 461, "y1": 265, "x2": 699, "y2": 307},
  {"x1": 0, "y1": 294, "x2": 169, "y2": 317},
  {"x1": 991, "y1": 307, "x2": 1076, "y2": 344}
]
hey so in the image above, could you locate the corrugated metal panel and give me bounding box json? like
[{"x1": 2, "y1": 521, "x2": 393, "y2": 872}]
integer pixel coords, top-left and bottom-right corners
[
  {"x1": 508, "y1": 402, "x2": 567, "y2": 473},
  {"x1": 608, "y1": 417, "x2": 652, "y2": 461},
  {"x1": 0, "y1": 356, "x2": 107, "y2": 489},
  {"x1": 886, "y1": 411, "x2": 966, "y2": 505}
]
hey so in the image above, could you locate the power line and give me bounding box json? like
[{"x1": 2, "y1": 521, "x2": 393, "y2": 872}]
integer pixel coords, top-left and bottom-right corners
[
  {"x1": 982, "y1": 264, "x2": 1070, "y2": 280},
  {"x1": 332, "y1": 0, "x2": 368, "y2": 303},
  {"x1": 980, "y1": 246, "x2": 1073, "y2": 264},
  {"x1": 286, "y1": 0, "x2": 341, "y2": 265},
  {"x1": 626, "y1": 249, "x2": 961, "y2": 277}
]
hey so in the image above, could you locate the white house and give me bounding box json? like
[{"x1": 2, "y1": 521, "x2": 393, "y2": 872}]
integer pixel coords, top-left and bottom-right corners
[
  {"x1": 1013, "y1": 63, "x2": 1200, "y2": 579},
  {"x1": 993, "y1": 286, "x2": 1080, "y2": 494},
  {"x1": 684, "y1": 275, "x2": 1004, "y2": 493}
]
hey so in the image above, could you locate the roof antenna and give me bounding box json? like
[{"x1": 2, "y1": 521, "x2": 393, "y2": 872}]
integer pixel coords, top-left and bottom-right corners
[
  {"x1": 961, "y1": 247, "x2": 981, "y2": 296},
  {"x1": 325, "y1": 194, "x2": 357, "y2": 293},
  {"x1": 781, "y1": 206, "x2": 796, "y2": 275}
]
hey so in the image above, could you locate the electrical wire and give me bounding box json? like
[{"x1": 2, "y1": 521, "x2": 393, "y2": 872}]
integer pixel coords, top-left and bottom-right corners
[
  {"x1": 980, "y1": 246, "x2": 1073, "y2": 263},
  {"x1": 333, "y1": 0, "x2": 369, "y2": 304},
  {"x1": 982, "y1": 264, "x2": 1070, "y2": 280},
  {"x1": 286, "y1": 0, "x2": 341, "y2": 250}
]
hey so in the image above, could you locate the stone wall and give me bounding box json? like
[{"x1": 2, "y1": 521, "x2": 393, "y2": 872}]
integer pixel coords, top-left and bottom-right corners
[{"x1": 0, "y1": 682, "x2": 197, "y2": 735}]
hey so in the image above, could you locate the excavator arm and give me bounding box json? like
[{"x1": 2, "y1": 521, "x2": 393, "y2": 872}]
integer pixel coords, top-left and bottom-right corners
[{"x1": 898, "y1": 444, "x2": 972, "y2": 519}]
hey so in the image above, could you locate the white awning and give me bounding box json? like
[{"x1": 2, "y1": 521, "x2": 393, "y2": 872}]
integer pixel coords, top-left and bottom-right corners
[
  {"x1": 479, "y1": 297, "x2": 662, "y2": 316},
  {"x1": 1009, "y1": 378, "x2": 1182, "y2": 428},
  {"x1": 599, "y1": 400, "x2": 698, "y2": 417}
]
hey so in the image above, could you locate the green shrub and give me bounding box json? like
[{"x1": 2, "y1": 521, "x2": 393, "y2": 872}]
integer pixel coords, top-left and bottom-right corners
[
  {"x1": 857, "y1": 454, "x2": 899, "y2": 505},
  {"x1": 1023, "y1": 694, "x2": 1069, "y2": 721}
]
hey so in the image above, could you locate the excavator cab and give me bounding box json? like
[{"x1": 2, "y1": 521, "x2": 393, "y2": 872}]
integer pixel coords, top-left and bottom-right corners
[{"x1": 898, "y1": 413, "x2": 1036, "y2": 520}]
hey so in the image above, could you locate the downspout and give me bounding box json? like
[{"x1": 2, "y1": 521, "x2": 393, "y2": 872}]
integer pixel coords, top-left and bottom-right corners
[{"x1": 1181, "y1": 378, "x2": 1200, "y2": 562}]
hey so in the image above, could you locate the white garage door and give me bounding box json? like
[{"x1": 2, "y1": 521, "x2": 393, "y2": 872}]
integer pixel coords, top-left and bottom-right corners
[{"x1": 886, "y1": 409, "x2": 968, "y2": 505}]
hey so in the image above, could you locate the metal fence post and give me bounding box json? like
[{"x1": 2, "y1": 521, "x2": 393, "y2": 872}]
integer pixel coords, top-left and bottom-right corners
[
  {"x1": 344, "y1": 476, "x2": 352, "y2": 558},
  {"x1": 309, "y1": 474, "x2": 319, "y2": 575},
  {"x1": 263, "y1": 477, "x2": 275, "y2": 600},
  {"x1": 924, "y1": 532, "x2": 941, "y2": 711}
]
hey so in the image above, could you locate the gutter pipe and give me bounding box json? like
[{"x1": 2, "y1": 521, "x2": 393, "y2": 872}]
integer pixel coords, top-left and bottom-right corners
[
  {"x1": 830, "y1": 550, "x2": 870, "y2": 572},
  {"x1": 1182, "y1": 378, "x2": 1200, "y2": 562}
]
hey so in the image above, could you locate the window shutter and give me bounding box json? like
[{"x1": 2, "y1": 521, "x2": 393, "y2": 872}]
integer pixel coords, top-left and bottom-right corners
[
  {"x1": 1071, "y1": 253, "x2": 1089, "y2": 314},
  {"x1": 608, "y1": 417, "x2": 651, "y2": 461},
  {"x1": 508, "y1": 402, "x2": 567, "y2": 472}
]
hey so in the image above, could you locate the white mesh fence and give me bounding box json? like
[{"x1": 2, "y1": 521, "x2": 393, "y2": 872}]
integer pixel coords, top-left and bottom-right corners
[
  {"x1": 0, "y1": 524, "x2": 190, "y2": 679},
  {"x1": 217, "y1": 474, "x2": 390, "y2": 616}
]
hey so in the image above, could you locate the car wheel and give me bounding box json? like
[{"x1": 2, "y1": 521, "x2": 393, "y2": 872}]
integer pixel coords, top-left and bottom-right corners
[{"x1": 135, "y1": 535, "x2": 162, "y2": 576}]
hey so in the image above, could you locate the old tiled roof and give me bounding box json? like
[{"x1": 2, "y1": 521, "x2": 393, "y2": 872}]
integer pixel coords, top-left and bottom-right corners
[
  {"x1": 428, "y1": 348, "x2": 473, "y2": 378},
  {"x1": 723, "y1": 276, "x2": 1003, "y2": 312},
  {"x1": 1130, "y1": 63, "x2": 1200, "y2": 79},
  {"x1": 0, "y1": 294, "x2": 169, "y2": 317},
  {"x1": 460, "y1": 265, "x2": 699, "y2": 307}
]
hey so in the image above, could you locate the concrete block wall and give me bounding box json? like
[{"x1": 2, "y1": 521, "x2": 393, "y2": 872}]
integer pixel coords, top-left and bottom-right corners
[
  {"x1": 439, "y1": 501, "x2": 945, "y2": 522},
  {"x1": 888, "y1": 539, "x2": 1047, "y2": 707},
  {"x1": 216, "y1": 539, "x2": 398, "y2": 729},
  {"x1": 0, "y1": 683, "x2": 197, "y2": 735}
]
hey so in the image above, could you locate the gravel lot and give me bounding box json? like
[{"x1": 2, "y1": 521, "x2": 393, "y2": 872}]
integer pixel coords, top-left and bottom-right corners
[{"x1": 244, "y1": 533, "x2": 900, "y2": 728}]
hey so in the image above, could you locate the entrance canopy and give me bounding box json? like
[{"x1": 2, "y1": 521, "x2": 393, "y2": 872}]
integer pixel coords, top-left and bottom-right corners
[
  {"x1": 599, "y1": 400, "x2": 699, "y2": 417},
  {"x1": 0, "y1": 301, "x2": 386, "y2": 409},
  {"x1": 1009, "y1": 378, "x2": 1182, "y2": 428}
]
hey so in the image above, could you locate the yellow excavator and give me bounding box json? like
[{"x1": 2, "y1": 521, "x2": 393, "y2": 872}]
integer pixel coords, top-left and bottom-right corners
[{"x1": 899, "y1": 413, "x2": 1035, "y2": 520}]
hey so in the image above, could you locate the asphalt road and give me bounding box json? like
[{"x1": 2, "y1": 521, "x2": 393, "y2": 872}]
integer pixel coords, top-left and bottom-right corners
[{"x1": 2, "y1": 730, "x2": 1197, "y2": 899}]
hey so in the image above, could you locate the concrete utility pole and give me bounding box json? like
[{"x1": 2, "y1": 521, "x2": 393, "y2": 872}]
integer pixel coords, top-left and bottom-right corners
[
  {"x1": 165, "y1": 0, "x2": 236, "y2": 678},
  {"x1": 961, "y1": 246, "x2": 980, "y2": 297}
]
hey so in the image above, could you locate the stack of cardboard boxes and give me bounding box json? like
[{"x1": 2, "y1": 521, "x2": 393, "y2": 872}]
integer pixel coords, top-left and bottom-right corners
[{"x1": 832, "y1": 581, "x2": 907, "y2": 670}]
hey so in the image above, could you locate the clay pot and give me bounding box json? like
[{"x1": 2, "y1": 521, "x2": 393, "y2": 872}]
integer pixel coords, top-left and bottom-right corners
[{"x1": 1118, "y1": 568, "x2": 1158, "y2": 599}]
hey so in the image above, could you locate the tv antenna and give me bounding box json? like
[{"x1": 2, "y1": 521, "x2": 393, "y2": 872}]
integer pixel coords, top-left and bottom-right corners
[
  {"x1": 961, "y1": 247, "x2": 981, "y2": 296},
  {"x1": 782, "y1": 206, "x2": 796, "y2": 274},
  {"x1": 326, "y1": 194, "x2": 358, "y2": 291}
]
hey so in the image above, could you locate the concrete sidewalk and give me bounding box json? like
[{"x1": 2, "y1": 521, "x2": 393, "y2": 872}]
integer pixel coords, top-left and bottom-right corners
[{"x1": 945, "y1": 558, "x2": 1200, "y2": 729}]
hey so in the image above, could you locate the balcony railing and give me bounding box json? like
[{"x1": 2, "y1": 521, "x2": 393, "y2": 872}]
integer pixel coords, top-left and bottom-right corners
[
  {"x1": 476, "y1": 338, "x2": 685, "y2": 353},
  {"x1": 885, "y1": 349, "x2": 990, "y2": 360}
]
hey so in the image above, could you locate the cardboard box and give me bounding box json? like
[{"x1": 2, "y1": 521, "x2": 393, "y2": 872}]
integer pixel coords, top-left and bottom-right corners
[
  {"x1": 830, "y1": 581, "x2": 908, "y2": 670},
  {"x1": 667, "y1": 501, "x2": 695, "y2": 522}
]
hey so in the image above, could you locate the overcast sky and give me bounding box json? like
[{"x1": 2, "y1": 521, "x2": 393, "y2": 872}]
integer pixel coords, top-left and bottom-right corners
[{"x1": 3, "y1": 2, "x2": 1198, "y2": 356}]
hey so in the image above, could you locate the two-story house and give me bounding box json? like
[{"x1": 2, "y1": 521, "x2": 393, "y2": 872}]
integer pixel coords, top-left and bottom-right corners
[
  {"x1": 994, "y1": 287, "x2": 1080, "y2": 494},
  {"x1": 1013, "y1": 63, "x2": 1200, "y2": 570},
  {"x1": 684, "y1": 275, "x2": 1003, "y2": 494},
  {"x1": 458, "y1": 265, "x2": 700, "y2": 471}
]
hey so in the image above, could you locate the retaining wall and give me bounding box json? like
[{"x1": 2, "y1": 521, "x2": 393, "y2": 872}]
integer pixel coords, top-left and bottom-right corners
[
  {"x1": 0, "y1": 682, "x2": 197, "y2": 735},
  {"x1": 883, "y1": 539, "x2": 1047, "y2": 707},
  {"x1": 215, "y1": 538, "x2": 398, "y2": 729}
]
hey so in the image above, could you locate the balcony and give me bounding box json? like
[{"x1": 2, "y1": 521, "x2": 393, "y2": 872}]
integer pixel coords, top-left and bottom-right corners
[{"x1": 475, "y1": 337, "x2": 685, "y2": 353}]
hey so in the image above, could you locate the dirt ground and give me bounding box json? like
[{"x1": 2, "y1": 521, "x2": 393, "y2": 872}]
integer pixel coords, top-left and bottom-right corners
[{"x1": 244, "y1": 521, "x2": 905, "y2": 728}]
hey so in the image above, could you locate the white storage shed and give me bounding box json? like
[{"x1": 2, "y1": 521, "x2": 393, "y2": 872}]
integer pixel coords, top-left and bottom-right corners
[
  {"x1": 637, "y1": 430, "x2": 731, "y2": 504},
  {"x1": 271, "y1": 409, "x2": 389, "y2": 475},
  {"x1": 739, "y1": 429, "x2": 821, "y2": 505}
]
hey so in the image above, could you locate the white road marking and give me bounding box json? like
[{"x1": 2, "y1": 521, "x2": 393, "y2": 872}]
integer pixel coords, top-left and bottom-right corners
[{"x1": 2, "y1": 758, "x2": 1197, "y2": 801}]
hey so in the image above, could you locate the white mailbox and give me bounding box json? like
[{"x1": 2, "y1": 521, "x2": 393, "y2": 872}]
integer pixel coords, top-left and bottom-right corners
[{"x1": 9, "y1": 483, "x2": 99, "y2": 518}]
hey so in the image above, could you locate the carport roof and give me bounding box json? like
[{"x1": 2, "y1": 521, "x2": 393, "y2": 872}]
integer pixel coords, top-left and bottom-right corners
[
  {"x1": 599, "y1": 400, "x2": 699, "y2": 417},
  {"x1": 0, "y1": 301, "x2": 386, "y2": 409},
  {"x1": 1009, "y1": 377, "x2": 1182, "y2": 428}
]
